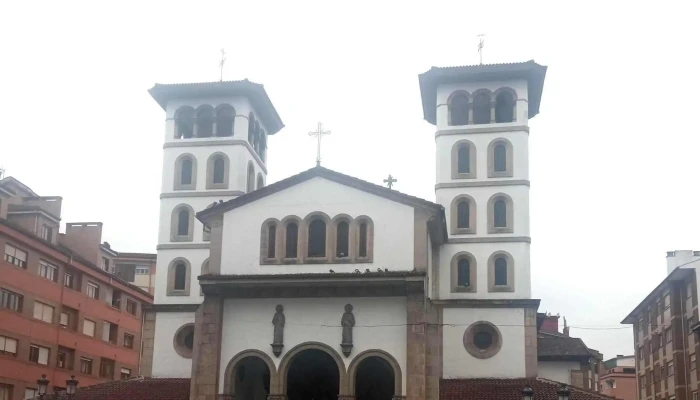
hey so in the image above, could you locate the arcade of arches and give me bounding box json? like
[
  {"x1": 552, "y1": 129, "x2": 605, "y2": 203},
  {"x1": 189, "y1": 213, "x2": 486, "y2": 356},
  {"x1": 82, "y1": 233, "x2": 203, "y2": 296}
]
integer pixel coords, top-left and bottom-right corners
[{"x1": 223, "y1": 346, "x2": 403, "y2": 400}]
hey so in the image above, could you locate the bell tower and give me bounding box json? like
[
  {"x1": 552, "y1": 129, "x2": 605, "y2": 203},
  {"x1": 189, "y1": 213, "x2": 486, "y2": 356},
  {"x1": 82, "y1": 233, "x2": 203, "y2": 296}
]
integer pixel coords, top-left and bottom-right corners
[{"x1": 419, "y1": 61, "x2": 546, "y2": 378}]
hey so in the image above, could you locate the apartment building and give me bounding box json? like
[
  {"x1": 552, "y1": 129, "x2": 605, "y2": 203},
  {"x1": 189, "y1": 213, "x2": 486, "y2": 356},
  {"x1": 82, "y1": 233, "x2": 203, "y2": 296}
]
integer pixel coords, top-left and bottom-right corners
[
  {"x1": 600, "y1": 355, "x2": 637, "y2": 400},
  {"x1": 0, "y1": 177, "x2": 153, "y2": 400}
]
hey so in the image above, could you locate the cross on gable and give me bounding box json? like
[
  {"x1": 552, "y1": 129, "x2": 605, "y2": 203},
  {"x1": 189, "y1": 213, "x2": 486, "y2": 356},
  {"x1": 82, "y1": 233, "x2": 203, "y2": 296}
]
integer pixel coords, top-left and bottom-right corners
[
  {"x1": 383, "y1": 174, "x2": 397, "y2": 189},
  {"x1": 308, "y1": 122, "x2": 331, "y2": 167}
]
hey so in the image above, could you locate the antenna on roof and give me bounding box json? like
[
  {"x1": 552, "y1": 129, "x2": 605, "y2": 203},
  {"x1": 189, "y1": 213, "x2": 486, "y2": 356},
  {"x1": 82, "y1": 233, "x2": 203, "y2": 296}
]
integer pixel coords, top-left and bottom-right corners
[
  {"x1": 219, "y1": 49, "x2": 227, "y2": 82},
  {"x1": 0, "y1": 166, "x2": 5, "y2": 179},
  {"x1": 477, "y1": 34, "x2": 485, "y2": 65}
]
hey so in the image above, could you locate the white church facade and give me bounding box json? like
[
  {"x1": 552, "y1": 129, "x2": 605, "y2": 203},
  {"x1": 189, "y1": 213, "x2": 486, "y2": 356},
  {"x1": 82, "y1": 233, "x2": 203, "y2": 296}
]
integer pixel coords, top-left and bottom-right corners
[{"x1": 141, "y1": 61, "x2": 549, "y2": 400}]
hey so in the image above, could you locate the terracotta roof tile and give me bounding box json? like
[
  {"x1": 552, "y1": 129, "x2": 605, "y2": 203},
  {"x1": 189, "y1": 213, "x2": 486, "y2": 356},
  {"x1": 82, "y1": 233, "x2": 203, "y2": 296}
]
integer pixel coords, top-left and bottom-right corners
[
  {"x1": 46, "y1": 378, "x2": 190, "y2": 400},
  {"x1": 538, "y1": 334, "x2": 596, "y2": 358},
  {"x1": 441, "y1": 378, "x2": 616, "y2": 400}
]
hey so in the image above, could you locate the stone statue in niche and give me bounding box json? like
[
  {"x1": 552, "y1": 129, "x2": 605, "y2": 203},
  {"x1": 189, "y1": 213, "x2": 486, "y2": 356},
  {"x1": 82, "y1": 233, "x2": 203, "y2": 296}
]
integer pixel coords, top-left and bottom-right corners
[
  {"x1": 340, "y1": 304, "x2": 355, "y2": 357},
  {"x1": 271, "y1": 304, "x2": 285, "y2": 356}
]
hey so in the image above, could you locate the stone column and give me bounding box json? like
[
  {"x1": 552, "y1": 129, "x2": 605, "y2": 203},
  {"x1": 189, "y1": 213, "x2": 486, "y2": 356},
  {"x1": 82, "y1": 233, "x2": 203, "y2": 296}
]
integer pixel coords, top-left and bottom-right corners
[
  {"x1": 139, "y1": 310, "x2": 156, "y2": 377},
  {"x1": 191, "y1": 296, "x2": 224, "y2": 400},
  {"x1": 489, "y1": 101, "x2": 496, "y2": 123},
  {"x1": 405, "y1": 282, "x2": 441, "y2": 400},
  {"x1": 467, "y1": 105, "x2": 473, "y2": 125},
  {"x1": 524, "y1": 307, "x2": 538, "y2": 378}
]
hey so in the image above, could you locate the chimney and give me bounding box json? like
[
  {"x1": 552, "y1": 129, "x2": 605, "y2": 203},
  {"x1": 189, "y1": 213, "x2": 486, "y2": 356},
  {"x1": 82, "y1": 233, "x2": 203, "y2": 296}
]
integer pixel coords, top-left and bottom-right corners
[
  {"x1": 59, "y1": 223, "x2": 104, "y2": 266},
  {"x1": 563, "y1": 316, "x2": 570, "y2": 337},
  {"x1": 540, "y1": 314, "x2": 560, "y2": 334}
]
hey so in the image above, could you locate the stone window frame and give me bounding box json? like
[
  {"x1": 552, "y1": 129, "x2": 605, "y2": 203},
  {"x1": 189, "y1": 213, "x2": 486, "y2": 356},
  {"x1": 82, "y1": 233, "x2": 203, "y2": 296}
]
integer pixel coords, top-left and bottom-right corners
[
  {"x1": 173, "y1": 323, "x2": 195, "y2": 359},
  {"x1": 256, "y1": 173, "x2": 264, "y2": 190},
  {"x1": 166, "y1": 257, "x2": 191, "y2": 296},
  {"x1": 493, "y1": 87, "x2": 518, "y2": 124},
  {"x1": 173, "y1": 153, "x2": 197, "y2": 190},
  {"x1": 451, "y1": 139, "x2": 477, "y2": 179},
  {"x1": 246, "y1": 162, "x2": 255, "y2": 193},
  {"x1": 463, "y1": 320, "x2": 502, "y2": 359},
  {"x1": 487, "y1": 138, "x2": 514, "y2": 178},
  {"x1": 487, "y1": 251, "x2": 514, "y2": 292},
  {"x1": 450, "y1": 195, "x2": 477, "y2": 235},
  {"x1": 206, "y1": 152, "x2": 230, "y2": 190},
  {"x1": 447, "y1": 90, "x2": 471, "y2": 126},
  {"x1": 214, "y1": 104, "x2": 235, "y2": 137},
  {"x1": 331, "y1": 214, "x2": 355, "y2": 261},
  {"x1": 174, "y1": 106, "x2": 195, "y2": 139},
  {"x1": 487, "y1": 193, "x2": 514, "y2": 234},
  {"x1": 194, "y1": 105, "x2": 215, "y2": 138},
  {"x1": 450, "y1": 251, "x2": 477, "y2": 293},
  {"x1": 260, "y1": 218, "x2": 281, "y2": 265},
  {"x1": 354, "y1": 215, "x2": 374, "y2": 263},
  {"x1": 170, "y1": 204, "x2": 195, "y2": 242},
  {"x1": 303, "y1": 212, "x2": 332, "y2": 262},
  {"x1": 280, "y1": 215, "x2": 303, "y2": 263}
]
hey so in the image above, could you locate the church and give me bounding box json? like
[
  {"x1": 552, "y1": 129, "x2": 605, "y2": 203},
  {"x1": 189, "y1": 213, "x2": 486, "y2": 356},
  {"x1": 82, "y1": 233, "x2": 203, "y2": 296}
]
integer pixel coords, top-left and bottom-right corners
[{"x1": 135, "y1": 60, "x2": 605, "y2": 400}]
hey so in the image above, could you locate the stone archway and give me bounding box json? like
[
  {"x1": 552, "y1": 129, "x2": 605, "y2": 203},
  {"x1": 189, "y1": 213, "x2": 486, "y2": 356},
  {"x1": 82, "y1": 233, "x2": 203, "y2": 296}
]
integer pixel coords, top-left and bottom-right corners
[
  {"x1": 347, "y1": 350, "x2": 402, "y2": 400},
  {"x1": 223, "y1": 349, "x2": 278, "y2": 400},
  {"x1": 277, "y1": 342, "x2": 348, "y2": 399}
]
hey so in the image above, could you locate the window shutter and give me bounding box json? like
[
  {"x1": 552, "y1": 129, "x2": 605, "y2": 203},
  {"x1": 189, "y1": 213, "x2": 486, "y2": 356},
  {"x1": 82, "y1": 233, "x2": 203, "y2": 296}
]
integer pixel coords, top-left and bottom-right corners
[
  {"x1": 5, "y1": 338, "x2": 17, "y2": 353},
  {"x1": 38, "y1": 347, "x2": 49, "y2": 365},
  {"x1": 60, "y1": 312, "x2": 69, "y2": 326},
  {"x1": 33, "y1": 303, "x2": 42, "y2": 320}
]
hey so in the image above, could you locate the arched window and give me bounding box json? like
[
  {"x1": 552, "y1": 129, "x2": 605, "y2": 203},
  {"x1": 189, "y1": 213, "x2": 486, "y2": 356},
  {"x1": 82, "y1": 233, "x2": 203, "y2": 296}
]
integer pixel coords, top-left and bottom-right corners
[
  {"x1": 448, "y1": 92, "x2": 469, "y2": 126},
  {"x1": 175, "y1": 107, "x2": 195, "y2": 139},
  {"x1": 213, "y1": 158, "x2": 225, "y2": 184},
  {"x1": 260, "y1": 131, "x2": 267, "y2": 162},
  {"x1": 253, "y1": 121, "x2": 261, "y2": 156},
  {"x1": 267, "y1": 224, "x2": 276, "y2": 259},
  {"x1": 457, "y1": 144, "x2": 470, "y2": 174},
  {"x1": 495, "y1": 90, "x2": 515, "y2": 123},
  {"x1": 181, "y1": 159, "x2": 193, "y2": 185},
  {"x1": 472, "y1": 92, "x2": 491, "y2": 125},
  {"x1": 206, "y1": 153, "x2": 229, "y2": 189},
  {"x1": 457, "y1": 201, "x2": 469, "y2": 229},
  {"x1": 336, "y1": 221, "x2": 349, "y2": 258},
  {"x1": 451, "y1": 140, "x2": 476, "y2": 179},
  {"x1": 178, "y1": 210, "x2": 189, "y2": 236},
  {"x1": 174, "y1": 154, "x2": 197, "y2": 190},
  {"x1": 308, "y1": 219, "x2": 326, "y2": 258},
  {"x1": 359, "y1": 223, "x2": 368, "y2": 258},
  {"x1": 457, "y1": 258, "x2": 470, "y2": 287},
  {"x1": 494, "y1": 257, "x2": 508, "y2": 286},
  {"x1": 174, "y1": 262, "x2": 187, "y2": 290},
  {"x1": 355, "y1": 216, "x2": 374, "y2": 261},
  {"x1": 494, "y1": 200, "x2": 506, "y2": 228},
  {"x1": 256, "y1": 173, "x2": 264, "y2": 190},
  {"x1": 195, "y1": 106, "x2": 214, "y2": 138},
  {"x1": 286, "y1": 223, "x2": 298, "y2": 258},
  {"x1": 493, "y1": 144, "x2": 507, "y2": 172},
  {"x1": 248, "y1": 113, "x2": 256, "y2": 145},
  {"x1": 215, "y1": 105, "x2": 235, "y2": 137},
  {"x1": 246, "y1": 163, "x2": 255, "y2": 193}
]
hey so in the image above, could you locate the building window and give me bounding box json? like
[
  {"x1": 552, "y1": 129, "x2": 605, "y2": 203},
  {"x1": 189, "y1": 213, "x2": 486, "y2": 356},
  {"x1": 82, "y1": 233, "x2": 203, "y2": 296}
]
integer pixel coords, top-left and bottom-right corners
[
  {"x1": 248, "y1": 113, "x2": 256, "y2": 146},
  {"x1": 246, "y1": 162, "x2": 255, "y2": 193},
  {"x1": 178, "y1": 210, "x2": 189, "y2": 236},
  {"x1": 206, "y1": 153, "x2": 230, "y2": 189},
  {"x1": 451, "y1": 252, "x2": 476, "y2": 293},
  {"x1": 57, "y1": 347, "x2": 74, "y2": 369},
  {"x1": 358, "y1": 223, "x2": 368, "y2": 258},
  {"x1": 33, "y1": 301, "x2": 54, "y2": 323},
  {"x1": 41, "y1": 225, "x2": 53, "y2": 242},
  {"x1": 4, "y1": 244, "x2": 27, "y2": 268},
  {"x1": 0, "y1": 385, "x2": 10, "y2": 400},
  {"x1": 0, "y1": 289, "x2": 22, "y2": 312},
  {"x1": 336, "y1": 221, "x2": 349, "y2": 258},
  {"x1": 457, "y1": 201, "x2": 470, "y2": 228},
  {"x1": 448, "y1": 91, "x2": 469, "y2": 126},
  {"x1": 174, "y1": 106, "x2": 195, "y2": 139},
  {"x1": 487, "y1": 138, "x2": 513, "y2": 178},
  {"x1": 174, "y1": 324, "x2": 195, "y2": 359},
  {"x1": 120, "y1": 368, "x2": 132, "y2": 380},
  {"x1": 215, "y1": 104, "x2": 235, "y2": 137},
  {"x1": 60, "y1": 312, "x2": 69, "y2": 328},
  {"x1": 668, "y1": 361, "x2": 674, "y2": 376},
  {"x1": 494, "y1": 257, "x2": 508, "y2": 286},
  {"x1": 451, "y1": 140, "x2": 477, "y2": 179},
  {"x1": 641, "y1": 373, "x2": 645, "y2": 387},
  {"x1": 83, "y1": 319, "x2": 96, "y2": 337},
  {"x1": 463, "y1": 321, "x2": 502, "y2": 359},
  {"x1": 126, "y1": 299, "x2": 137, "y2": 315},
  {"x1": 472, "y1": 91, "x2": 491, "y2": 125},
  {"x1": 692, "y1": 392, "x2": 697, "y2": 400},
  {"x1": 450, "y1": 195, "x2": 476, "y2": 235},
  {"x1": 457, "y1": 144, "x2": 470, "y2": 173},
  {"x1": 495, "y1": 89, "x2": 516, "y2": 123},
  {"x1": 80, "y1": 357, "x2": 93, "y2": 375},
  {"x1": 212, "y1": 158, "x2": 225, "y2": 183},
  {"x1": 493, "y1": 144, "x2": 507, "y2": 172},
  {"x1": 100, "y1": 358, "x2": 115, "y2": 379},
  {"x1": 167, "y1": 258, "x2": 191, "y2": 296},
  {"x1": 267, "y1": 224, "x2": 277, "y2": 259},
  {"x1": 136, "y1": 267, "x2": 149, "y2": 275},
  {"x1": 308, "y1": 219, "x2": 327, "y2": 258},
  {"x1": 174, "y1": 154, "x2": 197, "y2": 190},
  {"x1": 689, "y1": 316, "x2": 698, "y2": 333},
  {"x1": 63, "y1": 273, "x2": 74, "y2": 289},
  {"x1": 487, "y1": 193, "x2": 514, "y2": 233},
  {"x1": 124, "y1": 333, "x2": 134, "y2": 349},
  {"x1": 102, "y1": 257, "x2": 111, "y2": 273},
  {"x1": 664, "y1": 294, "x2": 671, "y2": 309},
  {"x1": 195, "y1": 105, "x2": 214, "y2": 138},
  {"x1": 24, "y1": 389, "x2": 37, "y2": 400},
  {"x1": 457, "y1": 259, "x2": 470, "y2": 287},
  {"x1": 0, "y1": 335, "x2": 18, "y2": 356},
  {"x1": 495, "y1": 200, "x2": 506, "y2": 227},
  {"x1": 86, "y1": 282, "x2": 99, "y2": 299},
  {"x1": 29, "y1": 344, "x2": 50, "y2": 365},
  {"x1": 691, "y1": 353, "x2": 697, "y2": 370},
  {"x1": 488, "y1": 251, "x2": 514, "y2": 292},
  {"x1": 170, "y1": 204, "x2": 194, "y2": 242},
  {"x1": 38, "y1": 260, "x2": 58, "y2": 282},
  {"x1": 174, "y1": 263, "x2": 187, "y2": 291}
]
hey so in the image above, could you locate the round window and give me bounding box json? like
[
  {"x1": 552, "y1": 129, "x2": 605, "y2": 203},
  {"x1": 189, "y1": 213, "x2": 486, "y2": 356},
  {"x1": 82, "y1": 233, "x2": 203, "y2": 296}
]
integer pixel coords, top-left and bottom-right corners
[
  {"x1": 184, "y1": 331, "x2": 194, "y2": 350},
  {"x1": 173, "y1": 324, "x2": 195, "y2": 359},
  {"x1": 463, "y1": 321, "x2": 502, "y2": 359}
]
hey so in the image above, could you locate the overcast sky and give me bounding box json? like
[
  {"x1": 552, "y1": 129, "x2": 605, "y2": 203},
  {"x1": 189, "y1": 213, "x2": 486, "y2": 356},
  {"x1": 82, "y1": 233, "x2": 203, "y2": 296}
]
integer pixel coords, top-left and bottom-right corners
[{"x1": 1, "y1": 1, "x2": 698, "y2": 360}]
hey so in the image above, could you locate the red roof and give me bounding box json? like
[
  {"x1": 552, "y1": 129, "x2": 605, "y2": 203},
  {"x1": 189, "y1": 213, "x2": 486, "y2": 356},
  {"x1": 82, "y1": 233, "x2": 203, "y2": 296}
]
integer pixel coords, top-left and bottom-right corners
[
  {"x1": 47, "y1": 378, "x2": 190, "y2": 400},
  {"x1": 441, "y1": 378, "x2": 616, "y2": 400}
]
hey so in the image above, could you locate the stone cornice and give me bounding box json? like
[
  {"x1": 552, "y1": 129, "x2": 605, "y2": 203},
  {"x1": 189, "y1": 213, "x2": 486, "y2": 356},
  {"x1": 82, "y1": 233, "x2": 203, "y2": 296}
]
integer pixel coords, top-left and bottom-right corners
[
  {"x1": 143, "y1": 303, "x2": 200, "y2": 312},
  {"x1": 447, "y1": 236, "x2": 531, "y2": 244},
  {"x1": 435, "y1": 125, "x2": 529, "y2": 137},
  {"x1": 435, "y1": 180, "x2": 530, "y2": 190},
  {"x1": 431, "y1": 298, "x2": 540, "y2": 309}
]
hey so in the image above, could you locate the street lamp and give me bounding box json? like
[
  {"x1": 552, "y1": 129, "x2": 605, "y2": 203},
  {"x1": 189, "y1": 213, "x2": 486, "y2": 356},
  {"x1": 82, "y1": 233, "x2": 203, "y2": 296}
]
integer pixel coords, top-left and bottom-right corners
[
  {"x1": 522, "y1": 385, "x2": 534, "y2": 400},
  {"x1": 66, "y1": 376, "x2": 79, "y2": 399},
  {"x1": 557, "y1": 383, "x2": 570, "y2": 400},
  {"x1": 36, "y1": 375, "x2": 49, "y2": 400}
]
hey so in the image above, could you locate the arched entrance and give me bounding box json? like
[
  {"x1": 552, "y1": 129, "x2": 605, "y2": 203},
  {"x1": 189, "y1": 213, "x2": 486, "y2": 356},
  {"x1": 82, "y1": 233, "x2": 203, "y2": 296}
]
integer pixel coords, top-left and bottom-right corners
[
  {"x1": 223, "y1": 350, "x2": 277, "y2": 400},
  {"x1": 348, "y1": 350, "x2": 402, "y2": 400},
  {"x1": 287, "y1": 349, "x2": 339, "y2": 400}
]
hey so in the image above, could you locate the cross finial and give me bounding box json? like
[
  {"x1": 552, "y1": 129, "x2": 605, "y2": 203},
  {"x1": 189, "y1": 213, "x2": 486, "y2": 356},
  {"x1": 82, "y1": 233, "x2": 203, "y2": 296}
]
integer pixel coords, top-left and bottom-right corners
[
  {"x1": 219, "y1": 49, "x2": 227, "y2": 82},
  {"x1": 477, "y1": 34, "x2": 485, "y2": 65},
  {"x1": 308, "y1": 122, "x2": 331, "y2": 167},
  {"x1": 383, "y1": 174, "x2": 397, "y2": 190}
]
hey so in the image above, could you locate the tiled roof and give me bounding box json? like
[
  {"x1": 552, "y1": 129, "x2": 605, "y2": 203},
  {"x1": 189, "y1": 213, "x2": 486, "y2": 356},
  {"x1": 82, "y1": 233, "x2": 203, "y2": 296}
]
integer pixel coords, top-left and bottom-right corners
[
  {"x1": 538, "y1": 333, "x2": 595, "y2": 358},
  {"x1": 45, "y1": 378, "x2": 190, "y2": 400},
  {"x1": 441, "y1": 378, "x2": 616, "y2": 400}
]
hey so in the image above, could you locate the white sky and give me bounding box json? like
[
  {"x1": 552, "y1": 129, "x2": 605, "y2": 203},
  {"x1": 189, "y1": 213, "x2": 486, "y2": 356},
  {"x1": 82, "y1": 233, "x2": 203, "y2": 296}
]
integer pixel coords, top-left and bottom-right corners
[{"x1": 1, "y1": 1, "x2": 698, "y2": 361}]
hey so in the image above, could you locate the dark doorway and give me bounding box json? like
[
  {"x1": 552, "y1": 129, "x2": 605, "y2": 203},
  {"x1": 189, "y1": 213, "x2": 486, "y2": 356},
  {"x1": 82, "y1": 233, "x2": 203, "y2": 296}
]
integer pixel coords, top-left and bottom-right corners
[
  {"x1": 355, "y1": 357, "x2": 395, "y2": 400},
  {"x1": 287, "y1": 349, "x2": 339, "y2": 400},
  {"x1": 233, "y1": 357, "x2": 270, "y2": 400}
]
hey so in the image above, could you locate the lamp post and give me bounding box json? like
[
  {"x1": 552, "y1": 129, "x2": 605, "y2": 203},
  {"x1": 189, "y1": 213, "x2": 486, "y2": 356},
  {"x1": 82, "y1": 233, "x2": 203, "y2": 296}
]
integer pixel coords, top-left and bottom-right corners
[
  {"x1": 36, "y1": 375, "x2": 49, "y2": 400},
  {"x1": 522, "y1": 385, "x2": 534, "y2": 400},
  {"x1": 557, "y1": 383, "x2": 570, "y2": 400},
  {"x1": 66, "y1": 376, "x2": 79, "y2": 399}
]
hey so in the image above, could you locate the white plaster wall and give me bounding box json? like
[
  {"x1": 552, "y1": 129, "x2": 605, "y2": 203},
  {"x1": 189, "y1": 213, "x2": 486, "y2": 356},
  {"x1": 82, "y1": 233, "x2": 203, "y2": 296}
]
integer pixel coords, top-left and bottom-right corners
[
  {"x1": 219, "y1": 177, "x2": 416, "y2": 275},
  {"x1": 538, "y1": 361, "x2": 581, "y2": 384},
  {"x1": 152, "y1": 311, "x2": 196, "y2": 377},
  {"x1": 219, "y1": 297, "x2": 407, "y2": 394},
  {"x1": 437, "y1": 242, "x2": 531, "y2": 299},
  {"x1": 437, "y1": 186, "x2": 530, "y2": 238},
  {"x1": 435, "y1": 130, "x2": 530, "y2": 184},
  {"x1": 442, "y1": 307, "x2": 526, "y2": 378},
  {"x1": 435, "y1": 79, "x2": 529, "y2": 130},
  {"x1": 154, "y1": 248, "x2": 209, "y2": 304}
]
